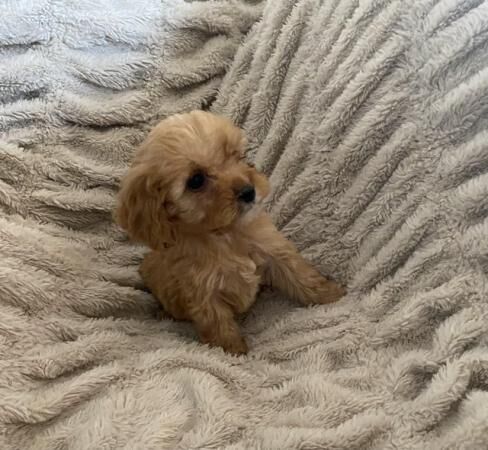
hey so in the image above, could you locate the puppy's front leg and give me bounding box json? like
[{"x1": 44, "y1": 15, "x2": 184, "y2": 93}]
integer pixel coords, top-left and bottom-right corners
[
  {"x1": 251, "y1": 216, "x2": 345, "y2": 305},
  {"x1": 190, "y1": 296, "x2": 248, "y2": 355}
]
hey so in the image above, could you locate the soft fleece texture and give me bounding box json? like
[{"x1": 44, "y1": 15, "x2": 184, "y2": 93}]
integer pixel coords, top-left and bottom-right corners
[{"x1": 2, "y1": 0, "x2": 488, "y2": 449}]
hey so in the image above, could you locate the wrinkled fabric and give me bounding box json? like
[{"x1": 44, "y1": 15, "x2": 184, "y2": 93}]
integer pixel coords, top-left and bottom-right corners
[{"x1": 1, "y1": 0, "x2": 488, "y2": 449}]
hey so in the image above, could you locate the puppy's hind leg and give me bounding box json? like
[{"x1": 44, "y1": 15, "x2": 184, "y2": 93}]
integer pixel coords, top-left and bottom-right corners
[{"x1": 190, "y1": 295, "x2": 248, "y2": 355}]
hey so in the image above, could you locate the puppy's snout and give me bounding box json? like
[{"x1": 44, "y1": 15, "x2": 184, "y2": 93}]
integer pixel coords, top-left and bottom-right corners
[{"x1": 237, "y1": 185, "x2": 255, "y2": 204}]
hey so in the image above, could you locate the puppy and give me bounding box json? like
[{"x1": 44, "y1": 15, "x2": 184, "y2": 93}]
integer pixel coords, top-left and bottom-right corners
[{"x1": 116, "y1": 111, "x2": 345, "y2": 354}]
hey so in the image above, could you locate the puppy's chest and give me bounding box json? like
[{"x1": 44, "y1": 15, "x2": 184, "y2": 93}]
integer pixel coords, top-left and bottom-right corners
[
  {"x1": 193, "y1": 236, "x2": 263, "y2": 313},
  {"x1": 212, "y1": 244, "x2": 264, "y2": 313}
]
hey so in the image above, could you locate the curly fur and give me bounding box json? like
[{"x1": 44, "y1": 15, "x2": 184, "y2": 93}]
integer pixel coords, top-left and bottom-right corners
[{"x1": 116, "y1": 111, "x2": 345, "y2": 353}]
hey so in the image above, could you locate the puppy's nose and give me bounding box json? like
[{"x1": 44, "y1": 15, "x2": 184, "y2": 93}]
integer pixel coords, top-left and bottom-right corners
[{"x1": 237, "y1": 185, "x2": 255, "y2": 204}]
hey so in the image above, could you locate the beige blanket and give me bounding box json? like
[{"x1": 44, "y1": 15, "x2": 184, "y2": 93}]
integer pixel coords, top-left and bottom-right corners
[{"x1": 2, "y1": 0, "x2": 488, "y2": 449}]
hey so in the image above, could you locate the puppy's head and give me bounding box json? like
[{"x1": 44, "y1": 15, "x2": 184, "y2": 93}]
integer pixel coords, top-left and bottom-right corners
[{"x1": 116, "y1": 110, "x2": 270, "y2": 249}]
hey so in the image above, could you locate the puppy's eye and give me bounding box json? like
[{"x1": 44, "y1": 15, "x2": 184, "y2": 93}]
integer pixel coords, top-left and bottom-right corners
[{"x1": 186, "y1": 171, "x2": 206, "y2": 192}]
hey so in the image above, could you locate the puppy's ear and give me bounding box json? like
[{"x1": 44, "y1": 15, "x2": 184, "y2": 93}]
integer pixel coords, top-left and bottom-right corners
[{"x1": 115, "y1": 163, "x2": 174, "y2": 249}]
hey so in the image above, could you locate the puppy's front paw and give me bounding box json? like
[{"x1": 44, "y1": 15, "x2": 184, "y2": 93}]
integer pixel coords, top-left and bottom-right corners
[
  {"x1": 309, "y1": 278, "x2": 346, "y2": 305},
  {"x1": 222, "y1": 336, "x2": 249, "y2": 355},
  {"x1": 156, "y1": 307, "x2": 170, "y2": 321},
  {"x1": 199, "y1": 329, "x2": 249, "y2": 355}
]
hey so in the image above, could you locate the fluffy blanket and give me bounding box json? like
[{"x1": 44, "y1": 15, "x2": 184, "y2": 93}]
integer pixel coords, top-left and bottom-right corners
[{"x1": 2, "y1": 0, "x2": 488, "y2": 449}]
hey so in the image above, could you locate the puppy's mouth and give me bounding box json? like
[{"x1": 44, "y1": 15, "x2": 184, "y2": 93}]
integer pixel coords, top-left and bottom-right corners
[
  {"x1": 239, "y1": 202, "x2": 255, "y2": 215},
  {"x1": 205, "y1": 200, "x2": 262, "y2": 233},
  {"x1": 237, "y1": 196, "x2": 264, "y2": 223}
]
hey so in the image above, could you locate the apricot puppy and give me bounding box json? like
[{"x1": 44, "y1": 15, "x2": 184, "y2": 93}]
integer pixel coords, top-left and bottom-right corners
[{"x1": 116, "y1": 111, "x2": 345, "y2": 354}]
